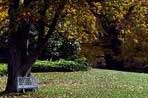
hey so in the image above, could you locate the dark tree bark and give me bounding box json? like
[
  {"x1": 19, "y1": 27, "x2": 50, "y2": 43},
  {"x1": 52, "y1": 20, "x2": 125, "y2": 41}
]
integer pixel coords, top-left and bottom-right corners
[
  {"x1": 5, "y1": 0, "x2": 66, "y2": 93},
  {"x1": 6, "y1": 47, "x2": 21, "y2": 92},
  {"x1": 97, "y1": 16, "x2": 123, "y2": 69},
  {"x1": 37, "y1": 0, "x2": 49, "y2": 45},
  {"x1": 5, "y1": 0, "x2": 21, "y2": 93},
  {"x1": 6, "y1": 0, "x2": 38, "y2": 93}
]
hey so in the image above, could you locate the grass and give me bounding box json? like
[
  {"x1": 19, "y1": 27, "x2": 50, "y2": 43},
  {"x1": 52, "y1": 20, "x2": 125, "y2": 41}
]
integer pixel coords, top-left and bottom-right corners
[{"x1": 1, "y1": 69, "x2": 148, "y2": 98}]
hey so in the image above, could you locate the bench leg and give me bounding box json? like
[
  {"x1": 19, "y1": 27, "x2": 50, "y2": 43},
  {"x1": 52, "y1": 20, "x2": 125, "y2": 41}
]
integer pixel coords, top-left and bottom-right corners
[
  {"x1": 23, "y1": 89, "x2": 25, "y2": 93},
  {"x1": 17, "y1": 89, "x2": 19, "y2": 95}
]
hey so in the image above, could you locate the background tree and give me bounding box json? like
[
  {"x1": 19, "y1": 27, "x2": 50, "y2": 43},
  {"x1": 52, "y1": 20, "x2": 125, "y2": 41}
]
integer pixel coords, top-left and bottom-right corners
[{"x1": 86, "y1": 0, "x2": 148, "y2": 69}]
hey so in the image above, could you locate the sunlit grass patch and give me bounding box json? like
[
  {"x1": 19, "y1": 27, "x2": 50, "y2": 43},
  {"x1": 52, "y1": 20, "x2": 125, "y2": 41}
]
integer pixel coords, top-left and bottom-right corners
[{"x1": 1, "y1": 69, "x2": 148, "y2": 98}]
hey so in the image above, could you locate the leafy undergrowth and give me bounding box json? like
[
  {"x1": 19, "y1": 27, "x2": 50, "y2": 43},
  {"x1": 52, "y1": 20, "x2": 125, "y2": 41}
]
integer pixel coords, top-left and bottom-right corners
[
  {"x1": 0, "y1": 64, "x2": 7, "y2": 76},
  {"x1": 33, "y1": 59, "x2": 89, "y2": 72},
  {"x1": 1, "y1": 69, "x2": 148, "y2": 98},
  {"x1": 0, "y1": 58, "x2": 89, "y2": 75}
]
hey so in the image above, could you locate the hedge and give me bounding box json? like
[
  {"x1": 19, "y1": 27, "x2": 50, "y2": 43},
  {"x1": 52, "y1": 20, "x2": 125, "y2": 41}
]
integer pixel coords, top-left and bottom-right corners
[
  {"x1": 0, "y1": 63, "x2": 7, "y2": 76},
  {"x1": 0, "y1": 58, "x2": 90, "y2": 75},
  {"x1": 33, "y1": 58, "x2": 89, "y2": 72}
]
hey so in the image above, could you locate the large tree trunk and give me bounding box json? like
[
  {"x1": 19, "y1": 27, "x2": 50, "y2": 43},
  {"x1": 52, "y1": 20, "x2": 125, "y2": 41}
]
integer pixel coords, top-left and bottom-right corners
[
  {"x1": 5, "y1": 0, "x2": 33, "y2": 93},
  {"x1": 5, "y1": 45, "x2": 37, "y2": 93},
  {"x1": 5, "y1": 50, "x2": 34, "y2": 93},
  {"x1": 5, "y1": 35, "x2": 36, "y2": 93},
  {"x1": 5, "y1": 24, "x2": 35, "y2": 93},
  {"x1": 5, "y1": 0, "x2": 66, "y2": 93},
  {"x1": 5, "y1": 47, "x2": 21, "y2": 92},
  {"x1": 5, "y1": 0, "x2": 21, "y2": 92}
]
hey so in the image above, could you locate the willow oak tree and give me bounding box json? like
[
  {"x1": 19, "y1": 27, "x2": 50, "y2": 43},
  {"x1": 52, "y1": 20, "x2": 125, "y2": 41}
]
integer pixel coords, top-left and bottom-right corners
[{"x1": 6, "y1": 0, "x2": 66, "y2": 93}]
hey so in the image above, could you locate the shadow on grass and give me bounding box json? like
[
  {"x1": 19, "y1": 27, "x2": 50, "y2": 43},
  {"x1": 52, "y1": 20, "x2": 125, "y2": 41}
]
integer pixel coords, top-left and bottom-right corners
[
  {"x1": 0, "y1": 91, "x2": 6, "y2": 96},
  {"x1": 0, "y1": 90, "x2": 34, "y2": 97},
  {"x1": 98, "y1": 67, "x2": 148, "y2": 74},
  {"x1": 0, "y1": 91, "x2": 20, "y2": 97}
]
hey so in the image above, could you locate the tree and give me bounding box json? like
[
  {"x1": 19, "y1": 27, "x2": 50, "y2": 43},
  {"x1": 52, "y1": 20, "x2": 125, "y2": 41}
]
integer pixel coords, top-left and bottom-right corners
[
  {"x1": 5, "y1": 0, "x2": 66, "y2": 93},
  {"x1": 4, "y1": 0, "x2": 148, "y2": 93},
  {"x1": 86, "y1": 0, "x2": 140, "y2": 69}
]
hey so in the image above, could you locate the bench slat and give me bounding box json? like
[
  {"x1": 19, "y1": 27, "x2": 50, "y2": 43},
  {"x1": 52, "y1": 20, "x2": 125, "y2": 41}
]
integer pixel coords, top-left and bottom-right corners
[{"x1": 17, "y1": 76, "x2": 39, "y2": 92}]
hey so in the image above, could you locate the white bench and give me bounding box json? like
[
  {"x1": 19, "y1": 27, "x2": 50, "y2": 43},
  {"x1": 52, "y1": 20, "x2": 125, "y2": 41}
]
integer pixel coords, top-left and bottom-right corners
[{"x1": 17, "y1": 76, "x2": 39, "y2": 93}]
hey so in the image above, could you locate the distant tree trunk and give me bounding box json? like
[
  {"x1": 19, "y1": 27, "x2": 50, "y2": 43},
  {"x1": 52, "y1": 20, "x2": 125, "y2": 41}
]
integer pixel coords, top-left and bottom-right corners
[
  {"x1": 87, "y1": 0, "x2": 136, "y2": 69},
  {"x1": 102, "y1": 22, "x2": 122, "y2": 69},
  {"x1": 96, "y1": 15, "x2": 122, "y2": 69},
  {"x1": 87, "y1": 2, "x2": 123, "y2": 69}
]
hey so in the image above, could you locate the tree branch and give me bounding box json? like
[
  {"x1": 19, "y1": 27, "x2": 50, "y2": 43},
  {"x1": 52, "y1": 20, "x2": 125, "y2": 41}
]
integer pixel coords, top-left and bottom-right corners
[
  {"x1": 37, "y1": 1, "x2": 66, "y2": 50},
  {"x1": 37, "y1": 0, "x2": 49, "y2": 45},
  {"x1": 28, "y1": 0, "x2": 67, "y2": 59}
]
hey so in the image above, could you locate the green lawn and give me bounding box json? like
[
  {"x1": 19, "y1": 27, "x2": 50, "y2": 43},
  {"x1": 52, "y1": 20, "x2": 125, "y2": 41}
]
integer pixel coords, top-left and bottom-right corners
[{"x1": 1, "y1": 69, "x2": 148, "y2": 98}]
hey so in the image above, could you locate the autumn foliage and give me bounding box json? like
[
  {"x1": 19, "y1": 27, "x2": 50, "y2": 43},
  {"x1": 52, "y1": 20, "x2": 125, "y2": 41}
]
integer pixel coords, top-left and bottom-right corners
[{"x1": 1, "y1": 0, "x2": 148, "y2": 70}]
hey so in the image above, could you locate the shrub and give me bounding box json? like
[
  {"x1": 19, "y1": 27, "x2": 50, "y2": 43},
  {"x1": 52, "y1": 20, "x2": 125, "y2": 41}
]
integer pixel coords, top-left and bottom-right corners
[
  {"x1": 32, "y1": 58, "x2": 90, "y2": 72},
  {"x1": 39, "y1": 32, "x2": 80, "y2": 60},
  {"x1": 0, "y1": 58, "x2": 90, "y2": 75},
  {"x1": 0, "y1": 63, "x2": 7, "y2": 76}
]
